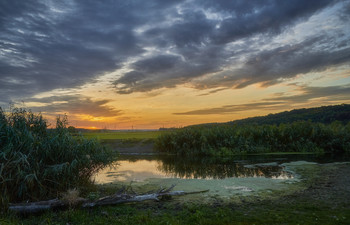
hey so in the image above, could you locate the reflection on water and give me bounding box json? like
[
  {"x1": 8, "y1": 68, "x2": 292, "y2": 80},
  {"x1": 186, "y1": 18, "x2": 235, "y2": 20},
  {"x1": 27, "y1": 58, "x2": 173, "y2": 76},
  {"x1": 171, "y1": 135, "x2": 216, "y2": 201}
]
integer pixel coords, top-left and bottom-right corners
[
  {"x1": 94, "y1": 160, "x2": 168, "y2": 183},
  {"x1": 92, "y1": 154, "x2": 314, "y2": 184},
  {"x1": 159, "y1": 157, "x2": 293, "y2": 180}
]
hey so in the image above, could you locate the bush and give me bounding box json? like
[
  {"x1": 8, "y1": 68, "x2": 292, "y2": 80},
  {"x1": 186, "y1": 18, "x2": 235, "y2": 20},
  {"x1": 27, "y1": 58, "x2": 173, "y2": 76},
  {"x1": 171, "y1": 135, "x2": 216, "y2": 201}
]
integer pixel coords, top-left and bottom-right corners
[
  {"x1": 0, "y1": 108, "x2": 117, "y2": 207},
  {"x1": 154, "y1": 122, "x2": 350, "y2": 156}
]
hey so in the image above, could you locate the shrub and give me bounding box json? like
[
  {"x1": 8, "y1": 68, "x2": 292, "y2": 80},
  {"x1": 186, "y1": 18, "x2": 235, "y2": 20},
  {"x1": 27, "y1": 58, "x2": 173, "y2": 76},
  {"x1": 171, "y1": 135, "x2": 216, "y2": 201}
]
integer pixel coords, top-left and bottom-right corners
[
  {"x1": 154, "y1": 122, "x2": 350, "y2": 156},
  {"x1": 0, "y1": 108, "x2": 117, "y2": 207}
]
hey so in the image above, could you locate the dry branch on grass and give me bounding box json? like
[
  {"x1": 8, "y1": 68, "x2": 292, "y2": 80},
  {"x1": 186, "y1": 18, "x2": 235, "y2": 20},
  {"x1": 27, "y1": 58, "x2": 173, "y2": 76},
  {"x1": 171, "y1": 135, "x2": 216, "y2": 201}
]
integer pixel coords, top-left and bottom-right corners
[{"x1": 9, "y1": 185, "x2": 208, "y2": 215}]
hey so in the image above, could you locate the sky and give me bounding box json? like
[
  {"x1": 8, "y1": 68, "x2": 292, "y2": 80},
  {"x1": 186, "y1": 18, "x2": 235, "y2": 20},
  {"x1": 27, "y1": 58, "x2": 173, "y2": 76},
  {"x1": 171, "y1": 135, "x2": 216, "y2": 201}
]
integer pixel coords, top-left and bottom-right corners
[{"x1": 1, "y1": 0, "x2": 350, "y2": 129}]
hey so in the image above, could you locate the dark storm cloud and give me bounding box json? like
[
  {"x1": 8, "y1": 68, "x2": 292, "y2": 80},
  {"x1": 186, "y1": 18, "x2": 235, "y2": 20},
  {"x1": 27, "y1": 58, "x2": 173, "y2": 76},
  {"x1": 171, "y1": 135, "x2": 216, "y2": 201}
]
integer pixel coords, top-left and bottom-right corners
[
  {"x1": 115, "y1": 54, "x2": 183, "y2": 93},
  {"x1": 236, "y1": 37, "x2": 350, "y2": 86},
  {"x1": 264, "y1": 84, "x2": 350, "y2": 103},
  {"x1": 338, "y1": 1, "x2": 350, "y2": 21},
  {"x1": 206, "y1": 0, "x2": 335, "y2": 44},
  {"x1": 26, "y1": 95, "x2": 122, "y2": 117},
  {"x1": 0, "y1": 0, "x2": 179, "y2": 102},
  {"x1": 144, "y1": 10, "x2": 215, "y2": 48},
  {"x1": 1, "y1": 0, "x2": 348, "y2": 101},
  {"x1": 113, "y1": 0, "x2": 348, "y2": 94},
  {"x1": 114, "y1": 47, "x2": 225, "y2": 93},
  {"x1": 194, "y1": 36, "x2": 350, "y2": 89}
]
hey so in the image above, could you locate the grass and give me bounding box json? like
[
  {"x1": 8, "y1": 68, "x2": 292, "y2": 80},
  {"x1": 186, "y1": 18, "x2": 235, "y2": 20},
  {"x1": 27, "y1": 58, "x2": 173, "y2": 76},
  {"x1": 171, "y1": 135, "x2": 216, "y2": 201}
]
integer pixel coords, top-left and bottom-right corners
[
  {"x1": 2, "y1": 196, "x2": 349, "y2": 224},
  {"x1": 82, "y1": 131, "x2": 166, "y2": 141}
]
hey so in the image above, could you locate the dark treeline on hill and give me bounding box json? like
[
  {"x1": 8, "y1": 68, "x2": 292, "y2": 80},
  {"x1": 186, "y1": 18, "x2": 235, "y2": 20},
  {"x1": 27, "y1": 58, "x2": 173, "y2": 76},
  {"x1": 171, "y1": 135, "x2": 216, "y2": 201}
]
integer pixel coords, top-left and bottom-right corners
[
  {"x1": 229, "y1": 104, "x2": 350, "y2": 126},
  {"x1": 155, "y1": 104, "x2": 350, "y2": 156}
]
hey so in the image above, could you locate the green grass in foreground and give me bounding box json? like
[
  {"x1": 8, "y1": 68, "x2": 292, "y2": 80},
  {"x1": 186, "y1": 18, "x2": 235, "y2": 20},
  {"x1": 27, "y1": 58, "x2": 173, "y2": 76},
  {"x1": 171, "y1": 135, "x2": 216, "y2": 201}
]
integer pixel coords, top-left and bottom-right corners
[
  {"x1": 2, "y1": 200, "x2": 349, "y2": 225},
  {"x1": 82, "y1": 131, "x2": 166, "y2": 140},
  {"x1": 2, "y1": 156, "x2": 349, "y2": 224}
]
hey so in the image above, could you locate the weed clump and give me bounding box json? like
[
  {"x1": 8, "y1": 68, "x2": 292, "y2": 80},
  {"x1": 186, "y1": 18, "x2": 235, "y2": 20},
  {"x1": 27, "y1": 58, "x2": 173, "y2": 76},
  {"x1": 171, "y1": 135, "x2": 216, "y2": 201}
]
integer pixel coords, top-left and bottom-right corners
[{"x1": 0, "y1": 108, "x2": 116, "y2": 207}]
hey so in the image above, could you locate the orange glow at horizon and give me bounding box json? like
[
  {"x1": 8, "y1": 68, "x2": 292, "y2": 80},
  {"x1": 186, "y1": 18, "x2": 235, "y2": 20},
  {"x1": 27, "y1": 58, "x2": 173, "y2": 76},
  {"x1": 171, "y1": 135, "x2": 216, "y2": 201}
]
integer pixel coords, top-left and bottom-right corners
[{"x1": 23, "y1": 71, "x2": 350, "y2": 130}]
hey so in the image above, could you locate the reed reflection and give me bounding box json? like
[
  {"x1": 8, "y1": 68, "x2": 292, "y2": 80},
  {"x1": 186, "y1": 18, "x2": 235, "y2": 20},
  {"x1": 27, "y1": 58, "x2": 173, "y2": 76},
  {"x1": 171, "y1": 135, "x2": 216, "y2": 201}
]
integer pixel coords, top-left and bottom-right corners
[
  {"x1": 118, "y1": 155, "x2": 293, "y2": 180},
  {"x1": 157, "y1": 156, "x2": 293, "y2": 179}
]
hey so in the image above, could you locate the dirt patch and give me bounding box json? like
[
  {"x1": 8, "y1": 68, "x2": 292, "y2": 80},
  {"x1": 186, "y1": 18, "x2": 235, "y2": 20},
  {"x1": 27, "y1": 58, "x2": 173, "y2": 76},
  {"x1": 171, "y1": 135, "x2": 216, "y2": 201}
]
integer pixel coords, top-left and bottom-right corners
[{"x1": 299, "y1": 163, "x2": 350, "y2": 206}]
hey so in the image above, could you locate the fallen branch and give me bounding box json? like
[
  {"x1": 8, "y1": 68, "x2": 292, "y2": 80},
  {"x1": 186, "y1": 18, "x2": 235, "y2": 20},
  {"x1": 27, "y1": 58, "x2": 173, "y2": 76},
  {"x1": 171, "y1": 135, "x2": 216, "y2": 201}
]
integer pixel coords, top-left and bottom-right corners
[
  {"x1": 9, "y1": 199, "x2": 66, "y2": 215},
  {"x1": 82, "y1": 184, "x2": 208, "y2": 208},
  {"x1": 8, "y1": 185, "x2": 208, "y2": 214}
]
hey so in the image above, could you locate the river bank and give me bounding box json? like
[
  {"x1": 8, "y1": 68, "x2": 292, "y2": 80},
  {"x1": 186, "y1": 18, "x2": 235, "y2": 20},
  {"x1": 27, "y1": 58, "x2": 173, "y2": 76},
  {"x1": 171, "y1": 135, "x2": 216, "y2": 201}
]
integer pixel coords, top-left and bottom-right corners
[{"x1": 3, "y1": 160, "x2": 349, "y2": 224}]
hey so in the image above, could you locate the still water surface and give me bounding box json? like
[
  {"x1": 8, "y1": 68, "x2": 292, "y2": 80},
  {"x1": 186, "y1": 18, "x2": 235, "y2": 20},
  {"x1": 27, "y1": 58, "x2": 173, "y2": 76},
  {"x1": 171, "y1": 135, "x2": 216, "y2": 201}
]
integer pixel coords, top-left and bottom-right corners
[{"x1": 94, "y1": 154, "x2": 343, "y2": 184}]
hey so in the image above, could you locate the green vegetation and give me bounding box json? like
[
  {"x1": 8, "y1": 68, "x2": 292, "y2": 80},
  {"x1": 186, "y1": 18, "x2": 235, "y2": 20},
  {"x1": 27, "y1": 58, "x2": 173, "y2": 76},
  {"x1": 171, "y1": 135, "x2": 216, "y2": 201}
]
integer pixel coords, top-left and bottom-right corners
[
  {"x1": 1, "y1": 160, "x2": 349, "y2": 224},
  {"x1": 82, "y1": 130, "x2": 164, "y2": 141},
  {"x1": 0, "y1": 108, "x2": 116, "y2": 207},
  {"x1": 229, "y1": 104, "x2": 350, "y2": 126},
  {"x1": 2, "y1": 200, "x2": 349, "y2": 225},
  {"x1": 155, "y1": 121, "x2": 350, "y2": 156},
  {"x1": 189, "y1": 104, "x2": 350, "y2": 128},
  {"x1": 2, "y1": 160, "x2": 350, "y2": 224},
  {"x1": 83, "y1": 130, "x2": 167, "y2": 150}
]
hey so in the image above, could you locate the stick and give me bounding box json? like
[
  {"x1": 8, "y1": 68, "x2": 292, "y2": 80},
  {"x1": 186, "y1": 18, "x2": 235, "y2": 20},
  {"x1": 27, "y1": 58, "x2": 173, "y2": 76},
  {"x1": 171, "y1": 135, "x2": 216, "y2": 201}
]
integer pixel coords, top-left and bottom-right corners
[{"x1": 8, "y1": 185, "x2": 209, "y2": 214}]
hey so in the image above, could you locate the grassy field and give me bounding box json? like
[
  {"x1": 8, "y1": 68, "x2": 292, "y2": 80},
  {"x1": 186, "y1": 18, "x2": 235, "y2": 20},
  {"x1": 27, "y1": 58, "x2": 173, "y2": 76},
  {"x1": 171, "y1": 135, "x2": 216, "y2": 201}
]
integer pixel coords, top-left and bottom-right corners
[{"x1": 82, "y1": 130, "x2": 167, "y2": 140}]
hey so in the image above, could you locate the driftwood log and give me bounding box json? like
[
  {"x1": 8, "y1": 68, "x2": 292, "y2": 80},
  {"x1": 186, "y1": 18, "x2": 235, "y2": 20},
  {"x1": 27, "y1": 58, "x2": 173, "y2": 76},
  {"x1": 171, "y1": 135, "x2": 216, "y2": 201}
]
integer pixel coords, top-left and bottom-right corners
[
  {"x1": 9, "y1": 185, "x2": 208, "y2": 215},
  {"x1": 9, "y1": 198, "x2": 67, "y2": 215}
]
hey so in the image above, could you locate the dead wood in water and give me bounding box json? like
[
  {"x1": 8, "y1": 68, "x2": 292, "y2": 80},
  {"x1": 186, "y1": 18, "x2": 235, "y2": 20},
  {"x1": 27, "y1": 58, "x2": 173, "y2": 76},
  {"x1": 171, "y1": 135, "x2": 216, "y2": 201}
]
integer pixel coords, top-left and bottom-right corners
[
  {"x1": 82, "y1": 184, "x2": 208, "y2": 208},
  {"x1": 8, "y1": 185, "x2": 208, "y2": 215}
]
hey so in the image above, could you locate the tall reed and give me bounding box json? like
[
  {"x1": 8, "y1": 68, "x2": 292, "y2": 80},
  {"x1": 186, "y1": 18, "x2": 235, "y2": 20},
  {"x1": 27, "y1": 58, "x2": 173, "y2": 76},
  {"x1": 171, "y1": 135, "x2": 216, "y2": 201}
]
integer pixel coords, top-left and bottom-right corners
[
  {"x1": 155, "y1": 121, "x2": 350, "y2": 156},
  {"x1": 0, "y1": 108, "x2": 116, "y2": 207}
]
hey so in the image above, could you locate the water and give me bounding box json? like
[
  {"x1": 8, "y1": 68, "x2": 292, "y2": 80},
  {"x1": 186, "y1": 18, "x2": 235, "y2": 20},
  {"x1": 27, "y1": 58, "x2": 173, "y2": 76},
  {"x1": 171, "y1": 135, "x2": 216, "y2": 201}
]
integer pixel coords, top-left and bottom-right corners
[
  {"x1": 94, "y1": 154, "x2": 344, "y2": 184},
  {"x1": 93, "y1": 154, "x2": 350, "y2": 201}
]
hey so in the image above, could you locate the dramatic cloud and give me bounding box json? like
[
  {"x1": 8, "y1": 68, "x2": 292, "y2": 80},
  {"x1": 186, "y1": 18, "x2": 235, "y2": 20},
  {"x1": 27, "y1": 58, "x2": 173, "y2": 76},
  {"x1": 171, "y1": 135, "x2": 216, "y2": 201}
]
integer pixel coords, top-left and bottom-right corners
[
  {"x1": 204, "y1": 0, "x2": 335, "y2": 44},
  {"x1": 1, "y1": 0, "x2": 349, "y2": 103},
  {"x1": 265, "y1": 84, "x2": 350, "y2": 103},
  {"x1": 112, "y1": 0, "x2": 350, "y2": 93},
  {"x1": 26, "y1": 95, "x2": 122, "y2": 117},
  {"x1": 0, "y1": 0, "x2": 175, "y2": 102},
  {"x1": 174, "y1": 102, "x2": 285, "y2": 115},
  {"x1": 194, "y1": 36, "x2": 350, "y2": 89},
  {"x1": 175, "y1": 84, "x2": 350, "y2": 115}
]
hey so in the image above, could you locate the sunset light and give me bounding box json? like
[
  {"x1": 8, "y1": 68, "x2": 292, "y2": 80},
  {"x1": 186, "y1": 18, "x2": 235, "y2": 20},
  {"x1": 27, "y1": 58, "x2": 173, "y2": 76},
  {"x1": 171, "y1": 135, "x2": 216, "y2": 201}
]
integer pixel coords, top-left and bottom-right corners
[
  {"x1": 2, "y1": 1, "x2": 350, "y2": 223},
  {"x1": 1, "y1": 0, "x2": 349, "y2": 129}
]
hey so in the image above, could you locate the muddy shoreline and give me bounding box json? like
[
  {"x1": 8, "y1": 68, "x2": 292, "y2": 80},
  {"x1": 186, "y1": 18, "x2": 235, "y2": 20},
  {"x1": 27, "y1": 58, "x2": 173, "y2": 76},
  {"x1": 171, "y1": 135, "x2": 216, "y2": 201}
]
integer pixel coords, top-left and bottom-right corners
[{"x1": 296, "y1": 162, "x2": 350, "y2": 206}]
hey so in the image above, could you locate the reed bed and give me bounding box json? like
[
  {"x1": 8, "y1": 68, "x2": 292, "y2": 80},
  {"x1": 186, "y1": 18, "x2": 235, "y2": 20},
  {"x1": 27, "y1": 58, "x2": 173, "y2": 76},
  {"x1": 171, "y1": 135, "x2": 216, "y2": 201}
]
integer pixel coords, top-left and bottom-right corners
[
  {"x1": 0, "y1": 108, "x2": 116, "y2": 207},
  {"x1": 155, "y1": 121, "x2": 350, "y2": 156}
]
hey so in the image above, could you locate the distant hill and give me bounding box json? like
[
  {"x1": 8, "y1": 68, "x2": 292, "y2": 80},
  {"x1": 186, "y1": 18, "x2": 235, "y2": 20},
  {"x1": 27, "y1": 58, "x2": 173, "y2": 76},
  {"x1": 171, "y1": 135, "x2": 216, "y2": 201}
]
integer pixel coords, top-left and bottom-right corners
[{"x1": 228, "y1": 104, "x2": 350, "y2": 125}]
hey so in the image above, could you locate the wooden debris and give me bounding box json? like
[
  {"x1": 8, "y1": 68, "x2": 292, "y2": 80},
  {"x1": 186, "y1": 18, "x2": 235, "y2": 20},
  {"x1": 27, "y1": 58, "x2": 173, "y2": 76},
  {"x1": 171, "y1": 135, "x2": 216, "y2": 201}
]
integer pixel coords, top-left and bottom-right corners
[{"x1": 8, "y1": 185, "x2": 208, "y2": 214}]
